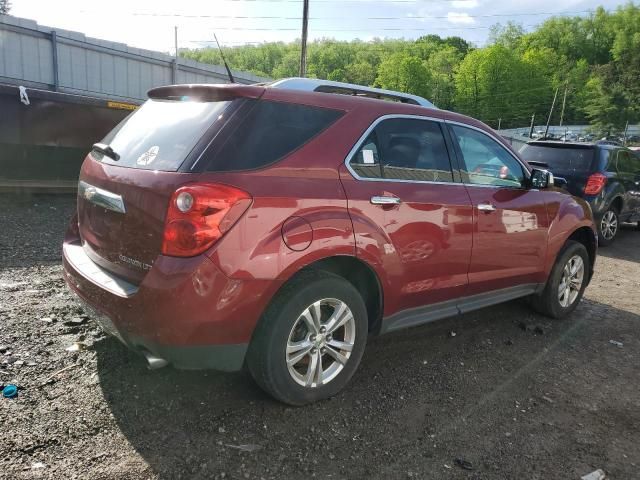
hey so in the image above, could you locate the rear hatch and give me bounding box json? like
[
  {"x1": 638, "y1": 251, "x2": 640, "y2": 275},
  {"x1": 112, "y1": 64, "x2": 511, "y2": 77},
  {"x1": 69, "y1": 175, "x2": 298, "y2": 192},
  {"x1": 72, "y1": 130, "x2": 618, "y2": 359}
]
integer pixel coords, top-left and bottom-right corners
[
  {"x1": 519, "y1": 142, "x2": 596, "y2": 196},
  {"x1": 77, "y1": 85, "x2": 262, "y2": 283}
]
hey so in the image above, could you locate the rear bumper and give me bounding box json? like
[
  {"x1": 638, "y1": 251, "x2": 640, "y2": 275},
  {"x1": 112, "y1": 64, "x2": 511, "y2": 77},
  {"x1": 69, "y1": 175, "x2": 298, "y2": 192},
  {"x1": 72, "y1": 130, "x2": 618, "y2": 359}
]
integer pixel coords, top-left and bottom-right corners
[
  {"x1": 76, "y1": 296, "x2": 248, "y2": 370},
  {"x1": 63, "y1": 240, "x2": 282, "y2": 371}
]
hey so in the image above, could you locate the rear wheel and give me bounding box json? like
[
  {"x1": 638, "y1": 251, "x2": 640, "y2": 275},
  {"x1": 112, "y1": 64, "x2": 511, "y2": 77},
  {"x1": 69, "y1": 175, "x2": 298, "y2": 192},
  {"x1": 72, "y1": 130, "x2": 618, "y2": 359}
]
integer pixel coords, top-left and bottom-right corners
[
  {"x1": 530, "y1": 240, "x2": 590, "y2": 319},
  {"x1": 598, "y1": 206, "x2": 619, "y2": 246},
  {"x1": 247, "y1": 271, "x2": 368, "y2": 405}
]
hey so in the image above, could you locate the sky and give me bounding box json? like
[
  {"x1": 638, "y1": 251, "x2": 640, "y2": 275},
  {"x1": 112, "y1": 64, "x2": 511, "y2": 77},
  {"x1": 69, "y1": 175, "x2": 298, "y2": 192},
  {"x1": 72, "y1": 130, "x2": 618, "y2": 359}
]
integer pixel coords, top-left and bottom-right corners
[{"x1": 9, "y1": 0, "x2": 632, "y2": 54}]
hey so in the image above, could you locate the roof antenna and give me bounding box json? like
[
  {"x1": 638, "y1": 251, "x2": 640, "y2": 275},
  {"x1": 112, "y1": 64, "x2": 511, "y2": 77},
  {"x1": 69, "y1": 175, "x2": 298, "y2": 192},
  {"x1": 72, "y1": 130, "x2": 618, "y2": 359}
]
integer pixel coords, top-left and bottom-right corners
[{"x1": 213, "y1": 33, "x2": 235, "y2": 84}]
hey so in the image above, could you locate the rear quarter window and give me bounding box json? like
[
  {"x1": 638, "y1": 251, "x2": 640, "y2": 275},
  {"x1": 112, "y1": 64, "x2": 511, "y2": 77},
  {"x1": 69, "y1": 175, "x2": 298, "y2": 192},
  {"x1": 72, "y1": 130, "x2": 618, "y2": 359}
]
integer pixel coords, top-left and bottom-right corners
[{"x1": 205, "y1": 100, "x2": 344, "y2": 172}]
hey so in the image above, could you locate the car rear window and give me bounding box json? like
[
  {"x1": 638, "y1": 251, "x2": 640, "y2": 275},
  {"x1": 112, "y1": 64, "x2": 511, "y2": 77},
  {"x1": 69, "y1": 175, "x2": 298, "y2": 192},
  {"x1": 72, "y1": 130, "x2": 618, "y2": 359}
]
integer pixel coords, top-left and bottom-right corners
[
  {"x1": 519, "y1": 144, "x2": 595, "y2": 176},
  {"x1": 205, "y1": 100, "x2": 344, "y2": 172},
  {"x1": 95, "y1": 99, "x2": 230, "y2": 171}
]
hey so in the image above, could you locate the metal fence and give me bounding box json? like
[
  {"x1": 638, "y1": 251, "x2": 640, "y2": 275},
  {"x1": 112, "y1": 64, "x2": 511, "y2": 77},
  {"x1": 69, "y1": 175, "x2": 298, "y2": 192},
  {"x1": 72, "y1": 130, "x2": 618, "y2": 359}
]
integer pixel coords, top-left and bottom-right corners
[{"x1": 0, "y1": 14, "x2": 268, "y2": 103}]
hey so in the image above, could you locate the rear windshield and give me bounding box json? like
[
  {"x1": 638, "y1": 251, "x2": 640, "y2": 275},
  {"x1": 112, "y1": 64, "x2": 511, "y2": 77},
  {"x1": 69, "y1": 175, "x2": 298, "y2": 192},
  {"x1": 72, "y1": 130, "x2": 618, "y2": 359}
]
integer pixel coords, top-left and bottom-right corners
[
  {"x1": 519, "y1": 144, "x2": 595, "y2": 176},
  {"x1": 95, "y1": 99, "x2": 230, "y2": 171},
  {"x1": 205, "y1": 100, "x2": 344, "y2": 172}
]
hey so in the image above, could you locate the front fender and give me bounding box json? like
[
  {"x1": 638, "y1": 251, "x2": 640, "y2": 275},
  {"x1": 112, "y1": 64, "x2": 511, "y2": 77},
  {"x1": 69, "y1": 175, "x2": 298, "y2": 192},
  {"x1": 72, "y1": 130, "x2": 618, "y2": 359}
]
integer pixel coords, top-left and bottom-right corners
[{"x1": 544, "y1": 191, "x2": 596, "y2": 279}]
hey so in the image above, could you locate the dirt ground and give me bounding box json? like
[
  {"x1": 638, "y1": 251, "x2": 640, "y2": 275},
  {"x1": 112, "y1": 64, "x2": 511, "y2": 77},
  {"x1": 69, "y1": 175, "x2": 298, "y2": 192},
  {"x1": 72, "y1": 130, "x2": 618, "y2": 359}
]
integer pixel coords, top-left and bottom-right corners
[{"x1": 1, "y1": 194, "x2": 639, "y2": 480}]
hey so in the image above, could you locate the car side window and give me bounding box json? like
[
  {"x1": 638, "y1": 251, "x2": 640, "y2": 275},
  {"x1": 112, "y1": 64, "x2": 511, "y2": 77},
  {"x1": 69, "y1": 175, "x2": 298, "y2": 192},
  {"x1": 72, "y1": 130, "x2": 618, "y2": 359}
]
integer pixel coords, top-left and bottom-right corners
[
  {"x1": 616, "y1": 150, "x2": 638, "y2": 174},
  {"x1": 350, "y1": 118, "x2": 454, "y2": 182},
  {"x1": 449, "y1": 124, "x2": 526, "y2": 188}
]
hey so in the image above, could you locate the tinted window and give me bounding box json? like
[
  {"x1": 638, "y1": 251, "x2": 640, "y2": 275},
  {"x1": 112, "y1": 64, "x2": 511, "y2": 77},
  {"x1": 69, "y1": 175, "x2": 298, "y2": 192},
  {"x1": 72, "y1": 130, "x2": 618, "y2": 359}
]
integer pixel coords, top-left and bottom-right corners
[
  {"x1": 519, "y1": 144, "x2": 595, "y2": 176},
  {"x1": 206, "y1": 100, "x2": 343, "y2": 172},
  {"x1": 350, "y1": 118, "x2": 454, "y2": 182},
  {"x1": 616, "y1": 150, "x2": 640, "y2": 174},
  {"x1": 450, "y1": 125, "x2": 525, "y2": 188},
  {"x1": 98, "y1": 99, "x2": 230, "y2": 171}
]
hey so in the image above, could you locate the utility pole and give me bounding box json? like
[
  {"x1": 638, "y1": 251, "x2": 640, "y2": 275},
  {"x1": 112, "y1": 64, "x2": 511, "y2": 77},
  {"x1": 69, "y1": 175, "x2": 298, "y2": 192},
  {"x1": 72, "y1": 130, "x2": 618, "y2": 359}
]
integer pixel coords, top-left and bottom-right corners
[
  {"x1": 497, "y1": 118, "x2": 502, "y2": 131},
  {"x1": 623, "y1": 120, "x2": 629, "y2": 146},
  {"x1": 173, "y1": 26, "x2": 178, "y2": 84},
  {"x1": 559, "y1": 84, "x2": 568, "y2": 127},
  {"x1": 544, "y1": 87, "x2": 559, "y2": 138},
  {"x1": 299, "y1": 0, "x2": 310, "y2": 77},
  {"x1": 529, "y1": 113, "x2": 535, "y2": 138}
]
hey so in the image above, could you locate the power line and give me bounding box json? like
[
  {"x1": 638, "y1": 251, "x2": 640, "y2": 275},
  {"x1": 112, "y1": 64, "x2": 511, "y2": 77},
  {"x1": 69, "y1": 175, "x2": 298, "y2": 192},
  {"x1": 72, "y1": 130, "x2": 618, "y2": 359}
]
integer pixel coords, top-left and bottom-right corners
[
  {"x1": 124, "y1": 10, "x2": 594, "y2": 20},
  {"x1": 188, "y1": 24, "x2": 544, "y2": 32}
]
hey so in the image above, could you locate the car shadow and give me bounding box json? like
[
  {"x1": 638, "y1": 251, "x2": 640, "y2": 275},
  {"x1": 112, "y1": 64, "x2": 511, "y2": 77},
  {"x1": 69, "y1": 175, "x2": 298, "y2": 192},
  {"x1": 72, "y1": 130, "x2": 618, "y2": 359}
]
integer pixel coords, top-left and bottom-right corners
[
  {"x1": 94, "y1": 297, "x2": 640, "y2": 479},
  {"x1": 598, "y1": 224, "x2": 640, "y2": 263}
]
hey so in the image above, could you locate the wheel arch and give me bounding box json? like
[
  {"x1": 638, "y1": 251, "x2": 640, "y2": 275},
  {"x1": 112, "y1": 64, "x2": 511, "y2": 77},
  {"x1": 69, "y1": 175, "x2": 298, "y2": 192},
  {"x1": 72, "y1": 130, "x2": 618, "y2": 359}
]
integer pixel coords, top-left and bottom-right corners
[
  {"x1": 566, "y1": 226, "x2": 597, "y2": 283},
  {"x1": 271, "y1": 255, "x2": 384, "y2": 335},
  {"x1": 610, "y1": 195, "x2": 624, "y2": 213}
]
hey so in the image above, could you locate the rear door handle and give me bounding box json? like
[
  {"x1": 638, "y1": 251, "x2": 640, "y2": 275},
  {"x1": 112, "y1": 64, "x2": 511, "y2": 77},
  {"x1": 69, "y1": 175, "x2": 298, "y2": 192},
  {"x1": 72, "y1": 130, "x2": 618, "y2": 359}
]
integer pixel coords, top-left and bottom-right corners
[
  {"x1": 371, "y1": 196, "x2": 402, "y2": 206},
  {"x1": 477, "y1": 203, "x2": 496, "y2": 212}
]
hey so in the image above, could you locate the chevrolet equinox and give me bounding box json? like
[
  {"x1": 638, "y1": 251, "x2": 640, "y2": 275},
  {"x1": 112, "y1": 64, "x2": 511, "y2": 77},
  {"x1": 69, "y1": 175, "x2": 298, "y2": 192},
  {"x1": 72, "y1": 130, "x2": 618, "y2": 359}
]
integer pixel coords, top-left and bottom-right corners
[{"x1": 63, "y1": 81, "x2": 597, "y2": 405}]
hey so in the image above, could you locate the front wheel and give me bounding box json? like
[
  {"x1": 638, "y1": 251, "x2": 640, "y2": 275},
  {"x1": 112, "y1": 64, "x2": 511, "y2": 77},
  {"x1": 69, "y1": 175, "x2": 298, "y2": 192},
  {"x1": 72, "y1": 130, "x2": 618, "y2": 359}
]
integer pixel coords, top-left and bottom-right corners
[
  {"x1": 247, "y1": 270, "x2": 368, "y2": 405},
  {"x1": 530, "y1": 240, "x2": 590, "y2": 319},
  {"x1": 598, "y1": 206, "x2": 619, "y2": 246}
]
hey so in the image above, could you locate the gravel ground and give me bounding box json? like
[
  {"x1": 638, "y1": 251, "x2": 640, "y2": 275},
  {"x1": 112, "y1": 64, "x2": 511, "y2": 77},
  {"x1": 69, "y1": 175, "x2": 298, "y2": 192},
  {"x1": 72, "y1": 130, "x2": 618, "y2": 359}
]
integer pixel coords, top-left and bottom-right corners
[{"x1": 1, "y1": 194, "x2": 639, "y2": 480}]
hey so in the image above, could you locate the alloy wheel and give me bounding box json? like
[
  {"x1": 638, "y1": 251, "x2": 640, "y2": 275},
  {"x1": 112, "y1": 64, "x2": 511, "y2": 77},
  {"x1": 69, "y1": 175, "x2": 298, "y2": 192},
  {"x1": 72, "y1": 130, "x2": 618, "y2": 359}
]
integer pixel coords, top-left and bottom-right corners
[
  {"x1": 286, "y1": 298, "x2": 356, "y2": 388},
  {"x1": 558, "y1": 254, "x2": 585, "y2": 308},
  {"x1": 600, "y1": 210, "x2": 618, "y2": 240}
]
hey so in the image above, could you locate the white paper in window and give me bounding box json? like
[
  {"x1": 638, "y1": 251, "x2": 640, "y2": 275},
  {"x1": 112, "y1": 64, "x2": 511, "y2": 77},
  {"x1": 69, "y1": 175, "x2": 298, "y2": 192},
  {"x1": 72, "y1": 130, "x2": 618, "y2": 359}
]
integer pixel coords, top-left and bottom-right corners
[{"x1": 362, "y1": 149, "x2": 375, "y2": 164}]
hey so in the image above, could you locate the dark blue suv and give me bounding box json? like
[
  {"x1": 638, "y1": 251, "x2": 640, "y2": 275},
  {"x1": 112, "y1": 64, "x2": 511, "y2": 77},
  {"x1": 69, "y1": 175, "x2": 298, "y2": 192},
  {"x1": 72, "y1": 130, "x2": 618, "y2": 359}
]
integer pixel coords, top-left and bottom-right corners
[{"x1": 520, "y1": 141, "x2": 640, "y2": 245}]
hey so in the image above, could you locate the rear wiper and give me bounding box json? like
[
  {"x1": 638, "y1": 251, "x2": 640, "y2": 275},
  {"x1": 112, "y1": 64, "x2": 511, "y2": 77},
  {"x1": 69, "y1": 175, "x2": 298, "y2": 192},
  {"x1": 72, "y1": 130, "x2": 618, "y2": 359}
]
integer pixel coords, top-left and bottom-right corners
[{"x1": 92, "y1": 143, "x2": 120, "y2": 161}]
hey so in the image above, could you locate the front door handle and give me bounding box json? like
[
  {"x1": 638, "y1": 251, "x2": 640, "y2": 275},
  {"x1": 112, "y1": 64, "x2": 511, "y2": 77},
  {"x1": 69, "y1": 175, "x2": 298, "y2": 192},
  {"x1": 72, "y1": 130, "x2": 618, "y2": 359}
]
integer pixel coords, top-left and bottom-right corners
[
  {"x1": 371, "y1": 195, "x2": 402, "y2": 206},
  {"x1": 477, "y1": 203, "x2": 496, "y2": 212}
]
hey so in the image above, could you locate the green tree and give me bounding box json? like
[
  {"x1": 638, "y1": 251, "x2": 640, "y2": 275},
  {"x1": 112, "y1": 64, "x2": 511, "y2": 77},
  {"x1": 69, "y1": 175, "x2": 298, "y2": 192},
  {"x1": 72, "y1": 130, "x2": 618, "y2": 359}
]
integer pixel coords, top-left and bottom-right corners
[
  {"x1": 0, "y1": 0, "x2": 11, "y2": 14},
  {"x1": 427, "y1": 46, "x2": 463, "y2": 110},
  {"x1": 374, "y1": 52, "x2": 432, "y2": 99},
  {"x1": 180, "y1": 5, "x2": 640, "y2": 132},
  {"x1": 343, "y1": 61, "x2": 377, "y2": 86},
  {"x1": 581, "y1": 72, "x2": 634, "y2": 134},
  {"x1": 455, "y1": 45, "x2": 551, "y2": 128},
  {"x1": 488, "y1": 22, "x2": 525, "y2": 50}
]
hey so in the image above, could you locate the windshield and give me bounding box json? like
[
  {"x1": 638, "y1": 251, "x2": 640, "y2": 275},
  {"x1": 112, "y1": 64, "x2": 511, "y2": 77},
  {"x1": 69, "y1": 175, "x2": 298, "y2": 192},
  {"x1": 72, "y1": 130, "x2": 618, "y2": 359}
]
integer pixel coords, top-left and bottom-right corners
[
  {"x1": 519, "y1": 144, "x2": 595, "y2": 176},
  {"x1": 95, "y1": 99, "x2": 230, "y2": 171}
]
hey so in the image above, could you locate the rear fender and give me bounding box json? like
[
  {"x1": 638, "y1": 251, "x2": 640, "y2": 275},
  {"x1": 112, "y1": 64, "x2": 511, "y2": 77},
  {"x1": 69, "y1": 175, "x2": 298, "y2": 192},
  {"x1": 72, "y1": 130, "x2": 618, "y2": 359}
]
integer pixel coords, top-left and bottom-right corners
[
  {"x1": 208, "y1": 200, "x2": 356, "y2": 281},
  {"x1": 342, "y1": 208, "x2": 402, "y2": 315}
]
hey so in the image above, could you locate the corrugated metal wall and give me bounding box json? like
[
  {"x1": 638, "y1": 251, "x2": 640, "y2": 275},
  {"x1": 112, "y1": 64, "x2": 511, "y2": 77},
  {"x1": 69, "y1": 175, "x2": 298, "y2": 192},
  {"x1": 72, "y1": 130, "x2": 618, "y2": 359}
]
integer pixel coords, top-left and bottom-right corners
[{"x1": 0, "y1": 14, "x2": 268, "y2": 103}]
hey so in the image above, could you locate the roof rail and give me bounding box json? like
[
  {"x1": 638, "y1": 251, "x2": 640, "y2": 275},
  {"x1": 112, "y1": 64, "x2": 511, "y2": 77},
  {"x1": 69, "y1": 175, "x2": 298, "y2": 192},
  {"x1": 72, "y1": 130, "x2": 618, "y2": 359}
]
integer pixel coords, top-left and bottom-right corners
[{"x1": 268, "y1": 77, "x2": 436, "y2": 108}]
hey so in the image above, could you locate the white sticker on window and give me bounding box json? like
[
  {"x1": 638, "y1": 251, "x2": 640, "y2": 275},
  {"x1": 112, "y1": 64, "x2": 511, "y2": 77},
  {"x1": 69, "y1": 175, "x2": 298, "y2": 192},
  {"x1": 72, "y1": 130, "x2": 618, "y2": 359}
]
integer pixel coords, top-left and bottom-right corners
[
  {"x1": 362, "y1": 149, "x2": 375, "y2": 164},
  {"x1": 136, "y1": 146, "x2": 160, "y2": 166}
]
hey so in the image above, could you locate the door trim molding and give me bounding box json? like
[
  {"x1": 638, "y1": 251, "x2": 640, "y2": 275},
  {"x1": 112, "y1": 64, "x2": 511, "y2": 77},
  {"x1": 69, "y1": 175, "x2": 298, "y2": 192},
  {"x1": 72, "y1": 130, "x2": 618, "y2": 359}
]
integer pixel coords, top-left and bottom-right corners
[{"x1": 380, "y1": 283, "x2": 543, "y2": 334}]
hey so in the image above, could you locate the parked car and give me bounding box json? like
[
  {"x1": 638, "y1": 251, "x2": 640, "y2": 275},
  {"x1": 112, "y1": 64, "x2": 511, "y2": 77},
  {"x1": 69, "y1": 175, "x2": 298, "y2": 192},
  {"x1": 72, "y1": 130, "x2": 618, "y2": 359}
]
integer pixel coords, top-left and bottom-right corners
[
  {"x1": 63, "y1": 80, "x2": 597, "y2": 405},
  {"x1": 520, "y1": 140, "x2": 640, "y2": 245}
]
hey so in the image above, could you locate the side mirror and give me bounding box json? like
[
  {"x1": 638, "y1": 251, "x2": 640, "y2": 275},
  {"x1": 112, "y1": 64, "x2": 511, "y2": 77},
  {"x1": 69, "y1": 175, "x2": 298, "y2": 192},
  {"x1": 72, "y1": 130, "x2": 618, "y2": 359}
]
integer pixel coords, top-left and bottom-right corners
[{"x1": 530, "y1": 168, "x2": 554, "y2": 189}]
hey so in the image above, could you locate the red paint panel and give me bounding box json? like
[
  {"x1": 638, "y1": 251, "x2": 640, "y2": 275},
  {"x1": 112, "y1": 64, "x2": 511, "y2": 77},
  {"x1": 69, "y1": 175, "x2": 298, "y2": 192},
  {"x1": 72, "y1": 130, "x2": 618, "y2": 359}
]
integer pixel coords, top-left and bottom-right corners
[
  {"x1": 464, "y1": 187, "x2": 550, "y2": 294},
  {"x1": 339, "y1": 165, "x2": 473, "y2": 316}
]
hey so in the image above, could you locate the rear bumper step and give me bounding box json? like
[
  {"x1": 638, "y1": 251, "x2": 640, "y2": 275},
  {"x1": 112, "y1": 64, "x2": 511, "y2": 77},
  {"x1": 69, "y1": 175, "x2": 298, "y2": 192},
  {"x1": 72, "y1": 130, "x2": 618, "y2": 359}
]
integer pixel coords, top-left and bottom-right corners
[{"x1": 63, "y1": 242, "x2": 138, "y2": 298}]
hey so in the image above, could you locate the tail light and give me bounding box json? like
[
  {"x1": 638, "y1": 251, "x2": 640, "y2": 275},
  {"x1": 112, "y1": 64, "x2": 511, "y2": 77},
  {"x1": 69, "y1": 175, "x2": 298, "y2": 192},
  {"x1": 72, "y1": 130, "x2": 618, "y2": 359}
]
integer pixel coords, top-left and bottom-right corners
[
  {"x1": 584, "y1": 173, "x2": 607, "y2": 195},
  {"x1": 162, "y1": 183, "x2": 252, "y2": 257}
]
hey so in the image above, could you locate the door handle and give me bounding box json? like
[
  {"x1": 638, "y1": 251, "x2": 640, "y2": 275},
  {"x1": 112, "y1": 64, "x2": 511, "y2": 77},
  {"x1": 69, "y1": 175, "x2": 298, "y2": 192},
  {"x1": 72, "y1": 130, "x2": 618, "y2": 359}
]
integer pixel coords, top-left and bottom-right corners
[
  {"x1": 477, "y1": 203, "x2": 496, "y2": 212},
  {"x1": 371, "y1": 196, "x2": 402, "y2": 206}
]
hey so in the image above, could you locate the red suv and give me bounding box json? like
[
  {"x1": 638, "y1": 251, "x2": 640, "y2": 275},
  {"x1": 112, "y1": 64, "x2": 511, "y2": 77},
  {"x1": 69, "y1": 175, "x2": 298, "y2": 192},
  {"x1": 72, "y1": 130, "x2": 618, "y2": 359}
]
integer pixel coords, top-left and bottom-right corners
[{"x1": 63, "y1": 81, "x2": 597, "y2": 405}]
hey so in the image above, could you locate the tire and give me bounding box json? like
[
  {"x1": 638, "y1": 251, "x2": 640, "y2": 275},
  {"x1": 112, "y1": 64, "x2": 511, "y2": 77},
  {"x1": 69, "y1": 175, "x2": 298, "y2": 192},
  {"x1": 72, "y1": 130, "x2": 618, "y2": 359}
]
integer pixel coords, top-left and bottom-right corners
[
  {"x1": 530, "y1": 240, "x2": 590, "y2": 319},
  {"x1": 247, "y1": 270, "x2": 368, "y2": 405},
  {"x1": 597, "y1": 205, "x2": 620, "y2": 246}
]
